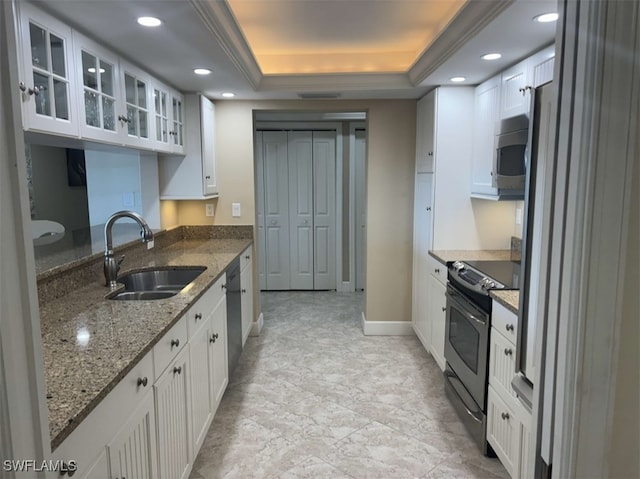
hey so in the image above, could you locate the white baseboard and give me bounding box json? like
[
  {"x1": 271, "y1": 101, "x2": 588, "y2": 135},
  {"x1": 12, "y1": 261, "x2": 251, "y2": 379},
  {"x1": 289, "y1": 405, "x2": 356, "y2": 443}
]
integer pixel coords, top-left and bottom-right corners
[
  {"x1": 341, "y1": 281, "x2": 354, "y2": 293},
  {"x1": 249, "y1": 312, "x2": 264, "y2": 336},
  {"x1": 361, "y1": 312, "x2": 415, "y2": 336}
]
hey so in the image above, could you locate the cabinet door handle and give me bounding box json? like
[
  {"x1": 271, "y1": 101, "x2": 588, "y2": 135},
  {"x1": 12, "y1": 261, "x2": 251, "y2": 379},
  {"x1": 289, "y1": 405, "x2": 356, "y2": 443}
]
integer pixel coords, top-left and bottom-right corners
[
  {"x1": 245, "y1": 255, "x2": 250, "y2": 260},
  {"x1": 171, "y1": 338, "x2": 180, "y2": 348},
  {"x1": 137, "y1": 376, "x2": 148, "y2": 387},
  {"x1": 426, "y1": 207, "x2": 431, "y2": 211},
  {"x1": 427, "y1": 151, "x2": 433, "y2": 156},
  {"x1": 242, "y1": 288, "x2": 247, "y2": 293},
  {"x1": 195, "y1": 313, "x2": 202, "y2": 320},
  {"x1": 435, "y1": 268, "x2": 440, "y2": 273},
  {"x1": 221, "y1": 283, "x2": 227, "y2": 290},
  {"x1": 505, "y1": 324, "x2": 515, "y2": 332},
  {"x1": 501, "y1": 412, "x2": 510, "y2": 420},
  {"x1": 205, "y1": 175, "x2": 211, "y2": 179},
  {"x1": 173, "y1": 366, "x2": 182, "y2": 375},
  {"x1": 441, "y1": 307, "x2": 447, "y2": 312},
  {"x1": 504, "y1": 348, "x2": 513, "y2": 356},
  {"x1": 209, "y1": 333, "x2": 219, "y2": 343}
]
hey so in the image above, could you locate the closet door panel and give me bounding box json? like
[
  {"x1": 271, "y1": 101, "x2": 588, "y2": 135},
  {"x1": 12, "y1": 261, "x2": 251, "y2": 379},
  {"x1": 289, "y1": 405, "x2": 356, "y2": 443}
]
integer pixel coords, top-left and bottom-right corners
[
  {"x1": 262, "y1": 131, "x2": 290, "y2": 290},
  {"x1": 288, "y1": 131, "x2": 314, "y2": 289},
  {"x1": 313, "y1": 131, "x2": 336, "y2": 290}
]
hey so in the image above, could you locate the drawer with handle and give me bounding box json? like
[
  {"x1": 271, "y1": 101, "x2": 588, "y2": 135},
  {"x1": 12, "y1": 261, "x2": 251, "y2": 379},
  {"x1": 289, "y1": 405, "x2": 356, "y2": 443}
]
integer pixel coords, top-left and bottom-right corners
[{"x1": 153, "y1": 315, "x2": 187, "y2": 379}]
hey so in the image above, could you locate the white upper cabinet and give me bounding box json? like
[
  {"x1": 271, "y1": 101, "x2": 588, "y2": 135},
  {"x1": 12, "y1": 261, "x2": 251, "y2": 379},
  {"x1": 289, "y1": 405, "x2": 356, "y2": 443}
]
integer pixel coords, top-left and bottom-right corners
[
  {"x1": 18, "y1": 3, "x2": 78, "y2": 137},
  {"x1": 500, "y1": 58, "x2": 531, "y2": 119},
  {"x1": 471, "y1": 75, "x2": 501, "y2": 197},
  {"x1": 415, "y1": 91, "x2": 436, "y2": 173},
  {"x1": 120, "y1": 60, "x2": 153, "y2": 148},
  {"x1": 500, "y1": 44, "x2": 556, "y2": 119},
  {"x1": 151, "y1": 83, "x2": 185, "y2": 154},
  {"x1": 74, "y1": 33, "x2": 123, "y2": 144},
  {"x1": 159, "y1": 93, "x2": 217, "y2": 199}
]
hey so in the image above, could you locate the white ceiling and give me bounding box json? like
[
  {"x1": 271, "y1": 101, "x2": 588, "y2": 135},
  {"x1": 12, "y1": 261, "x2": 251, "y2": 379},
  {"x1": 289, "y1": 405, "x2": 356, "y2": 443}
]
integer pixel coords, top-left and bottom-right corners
[{"x1": 35, "y1": 0, "x2": 558, "y2": 100}]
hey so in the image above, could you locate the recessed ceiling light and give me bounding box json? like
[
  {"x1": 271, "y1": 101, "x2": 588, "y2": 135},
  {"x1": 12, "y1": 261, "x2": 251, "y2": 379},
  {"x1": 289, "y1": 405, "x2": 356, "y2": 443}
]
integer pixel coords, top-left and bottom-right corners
[
  {"x1": 482, "y1": 53, "x2": 502, "y2": 61},
  {"x1": 194, "y1": 68, "x2": 212, "y2": 75},
  {"x1": 222, "y1": 92, "x2": 235, "y2": 98},
  {"x1": 137, "y1": 16, "x2": 162, "y2": 27},
  {"x1": 534, "y1": 12, "x2": 559, "y2": 23},
  {"x1": 450, "y1": 77, "x2": 466, "y2": 83}
]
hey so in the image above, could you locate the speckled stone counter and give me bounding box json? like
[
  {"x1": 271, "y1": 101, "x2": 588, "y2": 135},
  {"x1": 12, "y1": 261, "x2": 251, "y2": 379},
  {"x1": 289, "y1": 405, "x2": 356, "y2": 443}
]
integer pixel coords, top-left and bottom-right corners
[
  {"x1": 429, "y1": 249, "x2": 512, "y2": 265},
  {"x1": 490, "y1": 290, "x2": 520, "y2": 314},
  {"x1": 38, "y1": 226, "x2": 252, "y2": 450}
]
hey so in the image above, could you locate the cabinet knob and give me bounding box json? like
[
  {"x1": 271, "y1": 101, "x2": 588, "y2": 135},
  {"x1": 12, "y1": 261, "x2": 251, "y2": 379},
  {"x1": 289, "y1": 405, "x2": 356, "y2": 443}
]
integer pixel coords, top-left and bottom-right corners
[
  {"x1": 504, "y1": 348, "x2": 513, "y2": 356},
  {"x1": 195, "y1": 313, "x2": 202, "y2": 320},
  {"x1": 137, "y1": 376, "x2": 148, "y2": 387},
  {"x1": 171, "y1": 338, "x2": 180, "y2": 348},
  {"x1": 441, "y1": 307, "x2": 447, "y2": 312},
  {"x1": 426, "y1": 207, "x2": 431, "y2": 211},
  {"x1": 19, "y1": 82, "x2": 40, "y2": 96},
  {"x1": 427, "y1": 151, "x2": 433, "y2": 156},
  {"x1": 205, "y1": 175, "x2": 211, "y2": 179},
  {"x1": 245, "y1": 255, "x2": 250, "y2": 260},
  {"x1": 210, "y1": 333, "x2": 219, "y2": 343},
  {"x1": 221, "y1": 283, "x2": 227, "y2": 290},
  {"x1": 173, "y1": 366, "x2": 182, "y2": 375},
  {"x1": 501, "y1": 412, "x2": 510, "y2": 421},
  {"x1": 505, "y1": 324, "x2": 515, "y2": 332},
  {"x1": 242, "y1": 288, "x2": 247, "y2": 294},
  {"x1": 435, "y1": 268, "x2": 440, "y2": 273}
]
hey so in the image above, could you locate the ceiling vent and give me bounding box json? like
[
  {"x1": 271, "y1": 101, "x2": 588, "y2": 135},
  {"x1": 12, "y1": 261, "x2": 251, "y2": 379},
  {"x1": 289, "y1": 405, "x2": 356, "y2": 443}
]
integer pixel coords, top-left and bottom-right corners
[{"x1": 298, "y1": 92, "x2": 342, "y2": 99}]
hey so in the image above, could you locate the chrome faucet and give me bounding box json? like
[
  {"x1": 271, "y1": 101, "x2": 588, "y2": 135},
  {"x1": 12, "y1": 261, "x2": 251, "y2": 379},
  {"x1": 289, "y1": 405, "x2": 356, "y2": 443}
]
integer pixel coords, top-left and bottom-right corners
[{"x1": 104, "y1": 211, "x2": 154, "y2": 288}]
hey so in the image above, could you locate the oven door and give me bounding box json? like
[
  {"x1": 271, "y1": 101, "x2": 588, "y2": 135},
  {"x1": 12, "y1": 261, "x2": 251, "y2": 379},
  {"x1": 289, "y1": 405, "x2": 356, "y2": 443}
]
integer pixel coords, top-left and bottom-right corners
[{"x1": 444, "y1": 284, "x2": 490, "y2": 409}]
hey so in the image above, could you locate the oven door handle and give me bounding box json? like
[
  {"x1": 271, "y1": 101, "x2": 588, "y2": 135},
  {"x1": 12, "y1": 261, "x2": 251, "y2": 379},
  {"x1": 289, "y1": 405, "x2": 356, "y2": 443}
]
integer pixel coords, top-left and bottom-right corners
[
  {"x1": 447, "y1": 292, "x2": 488, "y2": 326},
  {"x1": 444, "y1": 370, "x2": 483, "y2": 424}
]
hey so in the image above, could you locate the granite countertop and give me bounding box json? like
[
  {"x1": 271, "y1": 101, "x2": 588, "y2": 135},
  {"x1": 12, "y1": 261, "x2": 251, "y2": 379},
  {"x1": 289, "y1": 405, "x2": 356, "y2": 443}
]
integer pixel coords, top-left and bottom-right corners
[
  {"x1": 490, "y1": 290, "x2": 520, "y2": 314},
  {"x1": 39, "y1": 235, "x2": 252, "y2": 449},
  {"x1": 429, "y1": 249, "x2": 512, "y2": 265}
]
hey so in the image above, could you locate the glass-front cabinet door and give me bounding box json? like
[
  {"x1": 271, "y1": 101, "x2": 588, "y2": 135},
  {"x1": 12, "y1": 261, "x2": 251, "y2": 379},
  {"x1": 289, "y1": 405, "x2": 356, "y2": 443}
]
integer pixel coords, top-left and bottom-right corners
[
  {"x1": 75, "y1": 33, "x2": 122, "y2": 144},
  {"x1": 121, "y1": 61, "x2": 152, "y2": 148},
  {"x1": 171, "y1": 92, "x2": 185, "y2": 154},
  {"x1": 18, "y1": 3, "x2": 78, "y2": 137},
  {"x1": 153, "y1": 85, "x2": 171, "y2": 151}
]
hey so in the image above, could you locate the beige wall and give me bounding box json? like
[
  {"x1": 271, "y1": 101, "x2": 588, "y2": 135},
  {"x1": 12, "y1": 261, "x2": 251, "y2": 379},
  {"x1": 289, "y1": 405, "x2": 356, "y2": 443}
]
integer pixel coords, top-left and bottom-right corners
[{"x1": 165, "y1": 99, "x2": 416, "y2": 323}]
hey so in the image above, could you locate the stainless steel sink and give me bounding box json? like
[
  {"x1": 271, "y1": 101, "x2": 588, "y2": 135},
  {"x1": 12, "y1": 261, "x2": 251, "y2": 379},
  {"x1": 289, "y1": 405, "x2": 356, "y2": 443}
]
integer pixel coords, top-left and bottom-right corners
[{"x1": 108, "y1": 266, "x2": 206, "y2": 300}]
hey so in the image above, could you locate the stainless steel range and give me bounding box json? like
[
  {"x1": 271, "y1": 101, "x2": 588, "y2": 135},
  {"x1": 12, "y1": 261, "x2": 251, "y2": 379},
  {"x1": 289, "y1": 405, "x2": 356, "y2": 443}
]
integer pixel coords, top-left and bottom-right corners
[{"x1": 444, "y1": 260, "x2": 520, "y2": 455}]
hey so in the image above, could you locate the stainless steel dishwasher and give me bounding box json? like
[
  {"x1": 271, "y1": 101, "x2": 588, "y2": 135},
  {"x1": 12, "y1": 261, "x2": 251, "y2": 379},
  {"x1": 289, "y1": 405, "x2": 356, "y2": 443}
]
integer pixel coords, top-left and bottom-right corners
[{"x1": 225, "y1": 258, "x2": 242, "y2": 376}]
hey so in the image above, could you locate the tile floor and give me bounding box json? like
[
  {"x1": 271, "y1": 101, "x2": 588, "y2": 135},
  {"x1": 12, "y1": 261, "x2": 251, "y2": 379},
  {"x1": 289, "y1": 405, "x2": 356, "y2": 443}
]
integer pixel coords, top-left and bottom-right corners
[{"x1": 190, "y1": 291, "x2": 509, "y2": 479}]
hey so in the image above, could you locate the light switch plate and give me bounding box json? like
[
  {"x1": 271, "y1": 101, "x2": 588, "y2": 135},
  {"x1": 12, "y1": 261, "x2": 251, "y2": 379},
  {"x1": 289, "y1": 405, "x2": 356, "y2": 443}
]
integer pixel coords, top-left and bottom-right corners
[
  {"x1": 232, "y1": 203, "x2": 241, "y2": 217},
  {"x1": 205, "y1": 203, "x2": 215, "y2": 217},
  {"x1": 516, "y1": 207, "x2": 522, "y2": 225}
]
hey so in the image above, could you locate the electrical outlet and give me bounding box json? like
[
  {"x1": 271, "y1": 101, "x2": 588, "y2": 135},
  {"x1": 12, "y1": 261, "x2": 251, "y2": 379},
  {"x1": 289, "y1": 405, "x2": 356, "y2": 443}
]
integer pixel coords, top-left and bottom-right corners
[
  {"x1": 232, "y1": 203, "x2": 241, "y2": 218},
  {"x1": 516, "y1": 207, "x2": 522, "y2": 225},
  {"x1": 205, "y1": 203, "x2": 215, "y2": 217}
]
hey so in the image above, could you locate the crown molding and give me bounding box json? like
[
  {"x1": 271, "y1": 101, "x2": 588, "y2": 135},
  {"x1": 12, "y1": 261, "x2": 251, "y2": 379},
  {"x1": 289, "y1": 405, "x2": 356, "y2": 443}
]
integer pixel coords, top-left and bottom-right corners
[
  {"x1": 259, "y1": 72, "x2": 412, "y2": 92},
  {"x1": 189, "y1": 0, "x2": 262, "y2": 89},
  {"x1": 408, "y1": 0, "x2": 515, "y2": 86}
]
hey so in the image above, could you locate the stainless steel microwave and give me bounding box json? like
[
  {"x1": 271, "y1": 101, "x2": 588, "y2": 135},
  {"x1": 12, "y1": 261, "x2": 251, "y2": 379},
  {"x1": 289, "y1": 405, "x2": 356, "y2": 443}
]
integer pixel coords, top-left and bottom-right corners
[{"x1": 493, "y1": 114, "x2": 529, "y2": 194}]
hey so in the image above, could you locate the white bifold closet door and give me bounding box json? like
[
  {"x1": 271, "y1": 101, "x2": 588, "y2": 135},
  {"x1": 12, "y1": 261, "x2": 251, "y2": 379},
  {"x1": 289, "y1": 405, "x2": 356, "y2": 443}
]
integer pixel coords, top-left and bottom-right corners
[{"x1": 258, "y1": 130, "x2": 336, "y2": 290}]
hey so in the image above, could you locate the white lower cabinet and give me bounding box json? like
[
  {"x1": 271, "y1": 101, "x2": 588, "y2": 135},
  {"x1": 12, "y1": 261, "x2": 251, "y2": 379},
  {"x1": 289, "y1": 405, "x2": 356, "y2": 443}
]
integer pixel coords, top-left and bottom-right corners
[
  {"x1": 427, "y1": 266, "x2": 447, "y2": 371},
  {"x1": 107, "y1": 392, "x2": 158, "y2": 479},
  {"x1": 487, "y1": 302, "x2": 533, "y2": 478},
  {"x1": 48, "y1": 253, "x2": 252, "y2": 478},
  {"x1": 210, "y1": 295, "x2": 229, "y2": 411},
  {"x1": 155, "y1": 346, "x2": 192, "y2": 479}
]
